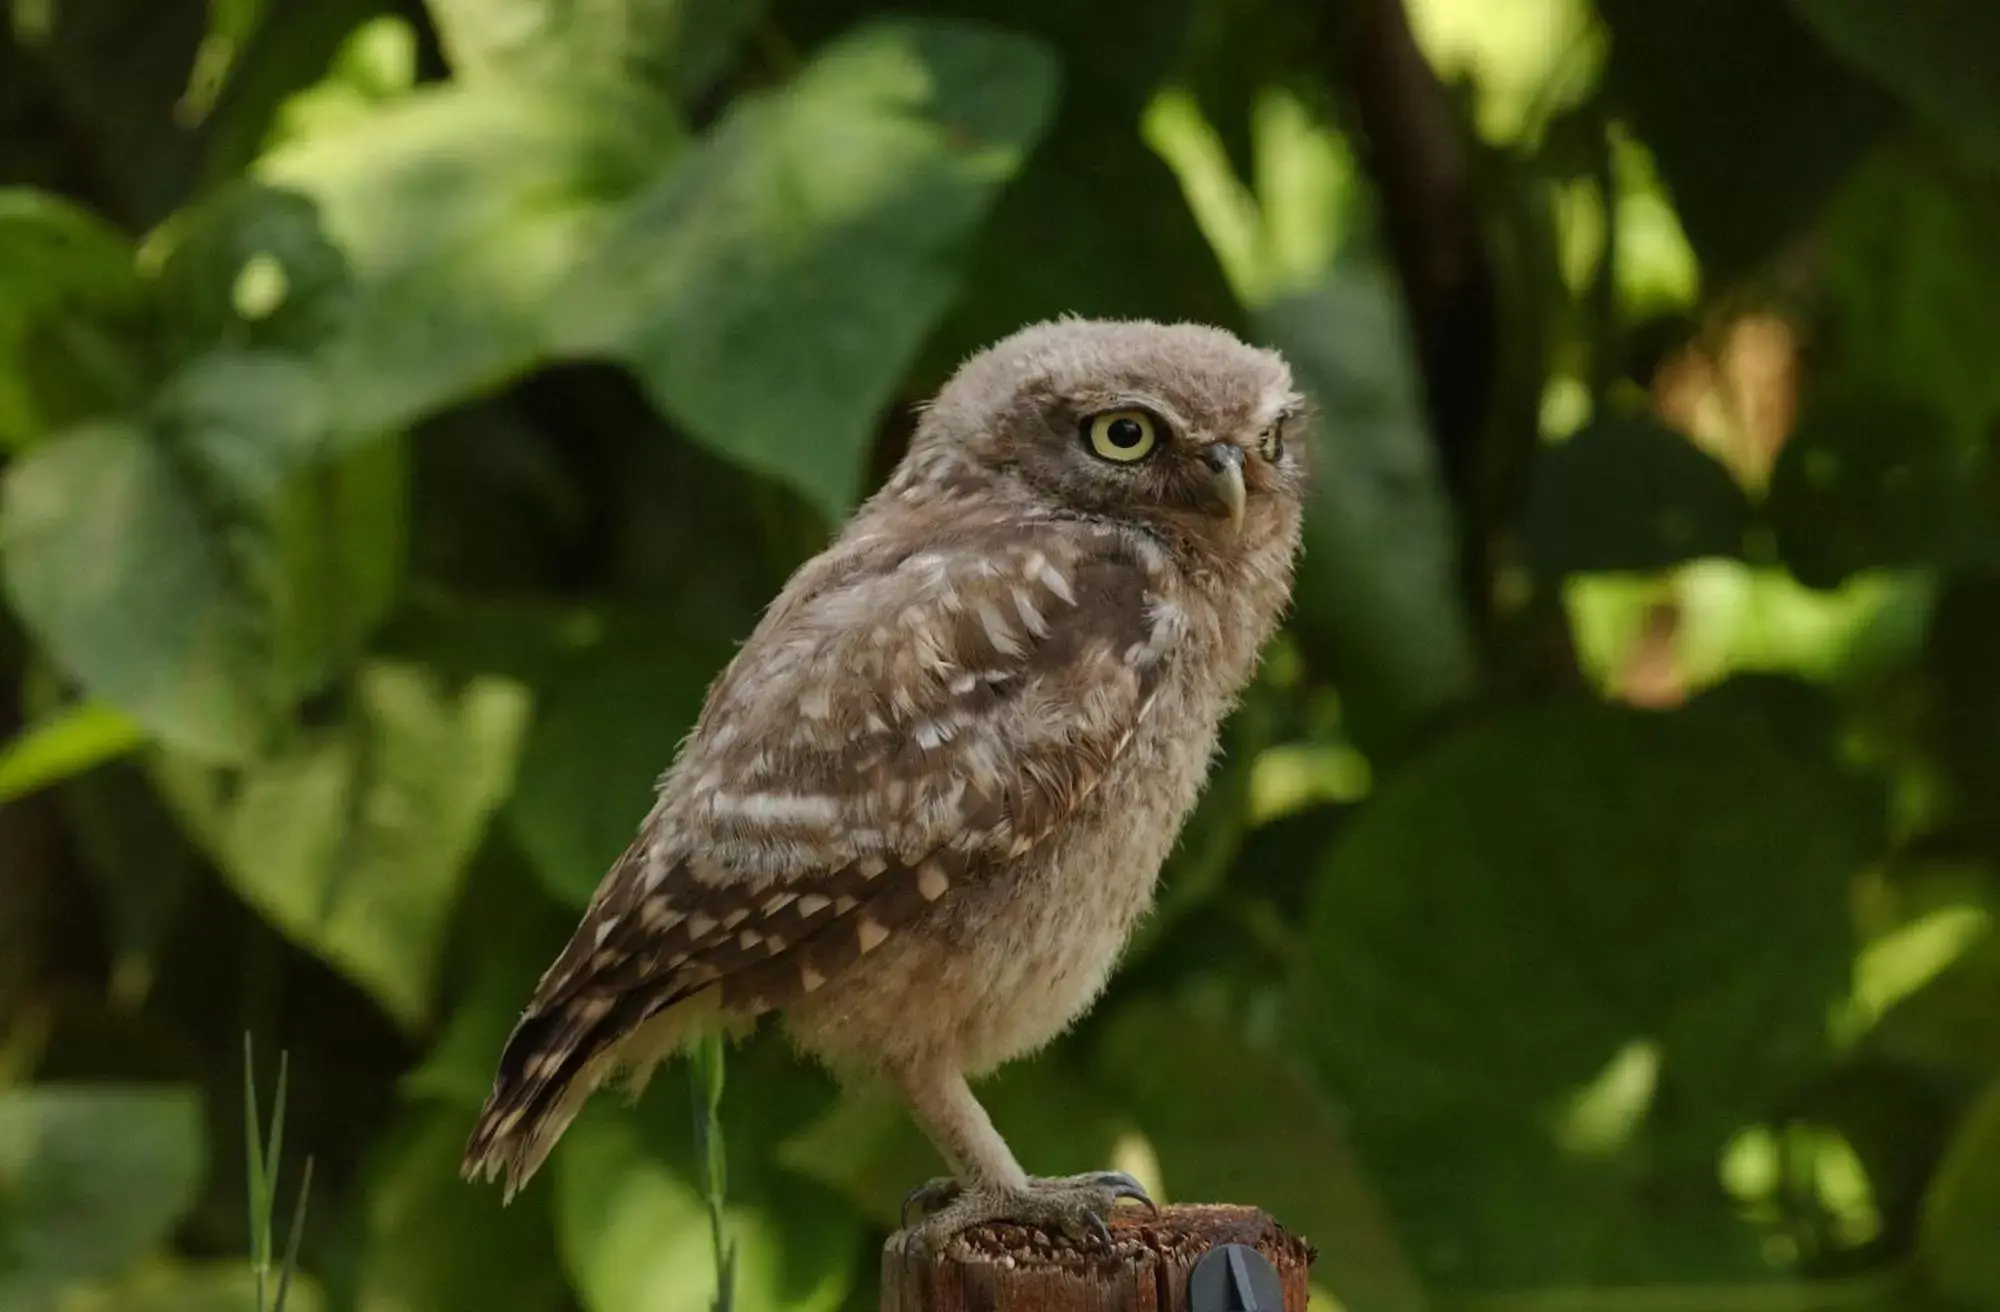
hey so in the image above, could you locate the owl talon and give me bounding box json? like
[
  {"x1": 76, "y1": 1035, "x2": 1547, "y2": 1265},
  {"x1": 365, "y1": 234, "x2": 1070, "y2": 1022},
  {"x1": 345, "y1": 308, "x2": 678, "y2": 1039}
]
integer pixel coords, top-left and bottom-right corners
[
  {"x1": 900, "y1": 1176, "x2": 963, "y2": 1228},
  {"x1": 903, "y1": 1171, "x2": 1153, "y2": 1254}
]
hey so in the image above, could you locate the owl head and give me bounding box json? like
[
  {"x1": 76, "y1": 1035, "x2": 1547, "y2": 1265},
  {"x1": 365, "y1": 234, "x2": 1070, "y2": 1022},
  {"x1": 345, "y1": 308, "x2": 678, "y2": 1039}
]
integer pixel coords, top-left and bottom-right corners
[{"x1": 900, "y1": 318, "x2": 1312, "y2": 559}]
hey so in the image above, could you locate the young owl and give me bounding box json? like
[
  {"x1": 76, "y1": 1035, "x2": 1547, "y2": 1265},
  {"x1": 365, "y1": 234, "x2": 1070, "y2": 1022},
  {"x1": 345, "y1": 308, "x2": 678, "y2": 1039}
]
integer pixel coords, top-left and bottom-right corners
[{"x1": 464, "y1": 317, "x2": 1310, "y2": 1246}]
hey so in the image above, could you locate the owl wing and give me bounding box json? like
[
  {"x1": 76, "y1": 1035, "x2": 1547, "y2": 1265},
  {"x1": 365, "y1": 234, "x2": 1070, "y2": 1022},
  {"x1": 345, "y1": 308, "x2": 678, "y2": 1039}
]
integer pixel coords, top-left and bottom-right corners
[{"x1": 465, "y1": 522, "x2": 1177, "y2": 1190}]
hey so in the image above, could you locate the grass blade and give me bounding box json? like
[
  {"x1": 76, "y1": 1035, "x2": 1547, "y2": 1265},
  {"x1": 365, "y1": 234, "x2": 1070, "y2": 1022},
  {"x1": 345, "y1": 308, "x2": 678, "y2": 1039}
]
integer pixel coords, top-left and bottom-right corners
[{"x1": 272, "y1": 1156, "x2": 315, "y2": 1312}]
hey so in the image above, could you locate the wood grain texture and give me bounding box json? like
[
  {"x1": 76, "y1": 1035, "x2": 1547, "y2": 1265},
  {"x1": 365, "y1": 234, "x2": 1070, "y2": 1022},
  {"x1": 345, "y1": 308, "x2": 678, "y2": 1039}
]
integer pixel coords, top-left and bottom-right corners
[{"x1": 880, "y1": 1204, "x2": 1314, "y2": 1311}]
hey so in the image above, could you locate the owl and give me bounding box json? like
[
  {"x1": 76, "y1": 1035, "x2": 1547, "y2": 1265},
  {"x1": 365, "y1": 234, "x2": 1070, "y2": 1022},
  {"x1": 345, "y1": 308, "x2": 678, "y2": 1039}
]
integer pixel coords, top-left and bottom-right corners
[{"x1": 464, "y1": 317, "x2": 1310, "y2": 1245}]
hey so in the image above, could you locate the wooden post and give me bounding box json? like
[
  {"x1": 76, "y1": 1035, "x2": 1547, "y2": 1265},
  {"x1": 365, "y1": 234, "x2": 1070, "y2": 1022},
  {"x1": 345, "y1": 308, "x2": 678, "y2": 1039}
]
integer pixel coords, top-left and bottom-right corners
[{"x1": 881, "y1": 1204, "x2": 1314, "y2": 1311}]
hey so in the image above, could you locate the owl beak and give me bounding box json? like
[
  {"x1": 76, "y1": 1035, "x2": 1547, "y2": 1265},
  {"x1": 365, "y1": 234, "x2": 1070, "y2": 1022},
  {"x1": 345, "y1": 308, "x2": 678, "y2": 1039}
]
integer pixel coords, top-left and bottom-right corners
[{"x1": 1202, "y1": 442, "x2": 1248, "y2": 532}]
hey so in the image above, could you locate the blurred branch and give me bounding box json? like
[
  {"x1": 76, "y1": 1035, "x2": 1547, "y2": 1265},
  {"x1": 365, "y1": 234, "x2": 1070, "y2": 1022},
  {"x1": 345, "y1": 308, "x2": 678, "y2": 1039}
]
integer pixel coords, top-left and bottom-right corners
[{"x1": 1322, "y1": 0, "x2": 1498, "y2": 612}]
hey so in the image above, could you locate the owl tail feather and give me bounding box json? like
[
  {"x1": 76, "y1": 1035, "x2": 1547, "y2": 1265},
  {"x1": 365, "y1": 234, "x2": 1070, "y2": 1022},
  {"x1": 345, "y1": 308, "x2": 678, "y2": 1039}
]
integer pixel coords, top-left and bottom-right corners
[{"x1": 461, "y1": 986, "x2": 725, "y2": 1200}]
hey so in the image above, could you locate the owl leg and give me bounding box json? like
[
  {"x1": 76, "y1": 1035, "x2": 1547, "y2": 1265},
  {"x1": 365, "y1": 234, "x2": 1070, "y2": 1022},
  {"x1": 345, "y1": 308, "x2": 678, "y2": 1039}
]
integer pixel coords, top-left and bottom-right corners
[{"x1": 896, "y1": 1065, "x2": 1154, "y2": 1251}]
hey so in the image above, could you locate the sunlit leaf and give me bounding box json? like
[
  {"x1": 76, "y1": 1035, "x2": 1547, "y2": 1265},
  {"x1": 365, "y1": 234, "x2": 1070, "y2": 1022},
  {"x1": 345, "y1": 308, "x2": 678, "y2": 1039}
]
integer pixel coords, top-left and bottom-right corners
[
  {"x1": 557, "y1": 1094, "x2": 858, "y2": 1312},
  {"x1": 426, "y1": 0, "x2": 761, "y2": 100},
  {"x1": 0, "y1": 701, "x2": 145, "y2": 803},
  {"x1": 352, "y1": 1106, "x2": 564, "y2": 1312},
  {"x1": 0, "y1": 1087, "x2": 204, "y2": 1295},
  {"x1": 258, "y1": 79, "x2": 682, "y2": 442},
  {"x1": 157, "y1": 662, "x2": 532, "y2": 1029},
  {"x1": 550, "y1": 19, "x2": 1060, "y2": 519},
  {"x1": 1299, "y1": 696, "x2": 1864, "y2": 1285},
  {"x1": 1, "y1": 421, "x2": 275, "y2": 762}
]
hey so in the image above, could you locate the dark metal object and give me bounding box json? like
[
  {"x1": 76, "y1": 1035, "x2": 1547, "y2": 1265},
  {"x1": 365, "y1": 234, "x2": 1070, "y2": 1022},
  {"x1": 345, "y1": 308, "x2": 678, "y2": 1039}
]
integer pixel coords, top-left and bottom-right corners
[{"x1": 1187, "y1": 1242, "x2": 1284, "y2": 1312}]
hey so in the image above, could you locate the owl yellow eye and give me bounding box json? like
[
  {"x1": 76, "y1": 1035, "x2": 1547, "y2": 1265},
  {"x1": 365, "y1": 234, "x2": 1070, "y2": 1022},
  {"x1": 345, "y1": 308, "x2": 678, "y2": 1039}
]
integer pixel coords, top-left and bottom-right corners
[{"x1": 1085, "y1": 410, "x2": 1159, "y2": 462}]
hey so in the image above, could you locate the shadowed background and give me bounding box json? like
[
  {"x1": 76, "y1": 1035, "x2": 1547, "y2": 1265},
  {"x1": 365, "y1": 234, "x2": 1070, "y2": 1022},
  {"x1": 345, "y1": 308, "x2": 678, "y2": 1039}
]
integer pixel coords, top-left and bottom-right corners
[{"x1": 3, "y1": 0, "x2": 2000, "y2": 1309}]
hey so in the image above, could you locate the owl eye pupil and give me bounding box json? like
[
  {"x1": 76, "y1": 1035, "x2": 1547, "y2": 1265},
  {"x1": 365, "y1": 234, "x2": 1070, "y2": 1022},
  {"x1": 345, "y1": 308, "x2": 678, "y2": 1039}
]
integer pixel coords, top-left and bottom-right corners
[{"x1": 1106, "y1": 418, "x2": 1144, "y2": 448}]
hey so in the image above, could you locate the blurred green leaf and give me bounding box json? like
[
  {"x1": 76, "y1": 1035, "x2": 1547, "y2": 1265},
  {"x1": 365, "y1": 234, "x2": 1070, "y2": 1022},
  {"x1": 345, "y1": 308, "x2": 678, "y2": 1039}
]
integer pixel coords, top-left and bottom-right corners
[
  {"x1": 154, "y1": 184, "x2": 357, "y2": 362},
  {"x1": 557, "y1": 1096, "x2": 858, "y2": 1312},
  {"x1": 157, "y1": 662, "x2": 532, "y2": 1029},
  {"x1": 0, "y1": 189, "x2": 146, "y2": 451},
  {"x1": 259, "y1": 79, "x2": 681, "y2": 443},
  {"x1": 1097, "y1": 999, "x2": 1428, "y2": 1312},
  {"x1": 352, "y1": 1105, "x2": 564, "y2": 1312},
  {"x1": 1821, "y1": 149, "x2": 2000, "y2": 444},
  {"x1": 1597, "y1": 0, "x2": 1896, "y2": 276},
  {"x1": 1299, "y1": 698, "x2": 1862, "y2": 1285},
  {"x1": 0, "y1": 701, "x2": 144, "y2": 803},
  {"x1": 1920, "y1": 1078, "x2": 2000, "y2": 1306},
  {"x1": 507, "y1": 623, "x2": 729, "y2": 907},
  {"x1": 1260, "y1": 265, "x2": 1478, "y2": 756},
  {"x1": 1787, "y1": 0, "x2": 2000, "y2": 173},
  {"x1": 1767, "y1": 394, "x2": 1969, "y2": 590},
  {"x1": 1925, "y1": 571, "x2": 2000, "y2": 861},
  {"x1": 56, "y1": 1261, "x2": 328, "y2": 1312},
  {"x1": 62, "y1": 763, "x2": 206, "y2": 975},
  {"x1": 0, "y1": 1086, "x2": 204, "y2": 1296},
  {"x1": 1522, "y1": 412, "x2": 1754, "y2": 576},
  {"x1": 552, "y1": 19, "x2": 1060, "y2": 520},
  {"x1": 427, "y1": 0, "x2": 762, "y2": 101},
  {"x1": 1, "y1": 421, "x2": 274, "y2": 762}
]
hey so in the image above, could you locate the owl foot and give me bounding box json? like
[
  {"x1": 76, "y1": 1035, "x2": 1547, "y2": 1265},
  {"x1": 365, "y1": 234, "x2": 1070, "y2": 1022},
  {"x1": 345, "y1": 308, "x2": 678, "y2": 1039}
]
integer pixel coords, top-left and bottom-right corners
[{"x1": 900, "y1": 1170, "x2": 1156, "y2": 1253}]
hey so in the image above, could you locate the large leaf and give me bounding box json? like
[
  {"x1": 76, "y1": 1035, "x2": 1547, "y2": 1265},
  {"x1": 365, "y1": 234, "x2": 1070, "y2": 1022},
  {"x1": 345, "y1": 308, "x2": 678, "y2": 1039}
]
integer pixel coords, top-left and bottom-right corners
[
  {"x1": 257, "y1": 79, "x2": 680, "y2": 443},
  {"x1": 352, "y1": 1106, "x2": 565, "y2": 1312},
  {"x1": 0, "y1": 1086, "x2": 204, "y2": 1297},
  {"x1": 1299, "y1": 695, "x2": 1863, "y2": 1286},
  {"x1": 1596, "y1": 0, "x2": 1897, "y2": 277},
  {"x1": 1820, "y1": 149, "x2": 2000, "y2": 444},
  {"x1": 157, "y1": 661, "x2": 532, "y2": 1028},
  {"x1": 0, "y1": 701, "x2": 144, "y2": 803},
  {"x1": 1, "y1": 350, "x2": 407, "y2": 761},
  {"x1": 0, "y1": 189, "x2": 146, "y2": 451},
  {"x1": 1521, "y1": 412, "x2": 1756, "y2": 576},
  {"x1": 1, "y1": 421, "x2": 274, "y2": 761},
  {"x1": 1096, "y1": 1000, "x2": 1427, "y2": 1312},
  {"x1": 1786, "y1": 0, "x2": 2000, "y2": 173},
  {"x1": 426, "y1": 0, "x2": 761, "y2": 100},
  {"x1": 1259, "y1": 268, "x2": 1478, "y2": 757},
  {"x1": 507, "y1": 623, "x2": 729, "y2": 907},
  {"x1": 1920, "y1": 1078, "x2": 2000, "y2": 1307},
  {"x1": 1766, "y1": 394, "x2": 1970, "y2": 590},
  {"x1": 551, "y1": 19, "x2": 1060, "y2": 519},
  {"x1": 556, "y1": 1085, "x2": 861, "y2": 1312}
]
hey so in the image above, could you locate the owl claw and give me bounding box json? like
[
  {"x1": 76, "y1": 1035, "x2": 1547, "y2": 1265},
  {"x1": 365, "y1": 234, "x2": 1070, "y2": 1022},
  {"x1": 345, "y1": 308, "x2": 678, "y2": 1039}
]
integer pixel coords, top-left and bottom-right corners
[
  {"x1": 900, "y1": 1171, "x2": 1157, "y2": 1254},
  {"x1": 900, "y1": 1176, "x2": 964, "y2": 1229}
]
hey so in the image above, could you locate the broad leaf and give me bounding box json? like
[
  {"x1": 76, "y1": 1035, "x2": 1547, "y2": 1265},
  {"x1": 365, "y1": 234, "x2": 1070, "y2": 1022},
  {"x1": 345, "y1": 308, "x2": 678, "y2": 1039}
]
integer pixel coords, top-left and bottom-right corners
[
  {"x1": 1260, "y1": 267, "x2": 1478, "y2": 756},
  {"x1": 157, "y1": 662, "x2": 532, "y2": 1028},
  {"x1": 0, "y1": 189, "x2": 145, "y2": 450},
  {"x1": 1766, "y1": 394, "x2": 1969, "y2": 589},
  {"x1": 1, "y1": 421, "x2": 274, "y2": 761},
  {"x1": 352, "y1": 1106, "x2": 564, "y2": 1312},
  {"x1": 0, "y1": 1087, "x2": 204, "y2": 1295},
  {"x1": 258, "y1": 79, "x2": 681, "y2": 443},
  {"x1": 1597, "y1": 0, "x2": 1896, "y2": 276},
  {"x1": 1299, "y1": 696, "x2": 1863, "y2": 1286},
  {"x1": 557, "y1": 1090, "x2": 860, "y2": 1312},
  {"x1": 0, "y1": 701, "x2": 144, "y2": 803},
  {"x1": 1921, "y1": 1079, "x2": 2000, "y2": 1307},
  {"x1": 1521, "y1": 412, "x2": 1754, "y2": 576},
  {"x1": 1787, "y1": 0, "x2": 2000, "y2": 172},
  {"x1": 507, "y1": 623, "x2": 729, "y2": 907},
  {"x1": 550, "y1": 19, "x2": 1060, "y2": 519},
  {"x1": 426, "y1": 0, "x2": 761, "y2": 100}
]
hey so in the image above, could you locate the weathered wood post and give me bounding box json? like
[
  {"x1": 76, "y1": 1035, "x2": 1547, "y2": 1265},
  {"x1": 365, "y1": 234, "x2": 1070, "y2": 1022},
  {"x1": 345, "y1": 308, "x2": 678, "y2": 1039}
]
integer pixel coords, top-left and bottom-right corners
[{"x1": 881, "y1": 1204, "x2": 1314, "y2": 1311}]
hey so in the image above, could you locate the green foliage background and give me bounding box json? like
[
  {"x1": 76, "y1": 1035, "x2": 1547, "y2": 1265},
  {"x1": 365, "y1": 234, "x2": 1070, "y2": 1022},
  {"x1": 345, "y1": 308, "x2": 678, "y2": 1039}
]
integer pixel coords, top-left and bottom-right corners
[{"x1": 3, "y1": 0, "x2": 1999, "y2": 1308}]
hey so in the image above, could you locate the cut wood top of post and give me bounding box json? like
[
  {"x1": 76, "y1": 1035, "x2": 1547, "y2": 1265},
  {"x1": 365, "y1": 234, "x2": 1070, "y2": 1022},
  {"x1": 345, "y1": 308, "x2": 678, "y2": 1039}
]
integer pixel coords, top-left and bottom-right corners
[{"x1": 882, "y1": 1203, "x2": 1316, "y2": 1312}]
